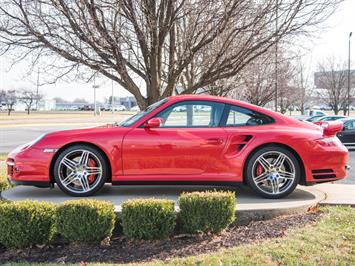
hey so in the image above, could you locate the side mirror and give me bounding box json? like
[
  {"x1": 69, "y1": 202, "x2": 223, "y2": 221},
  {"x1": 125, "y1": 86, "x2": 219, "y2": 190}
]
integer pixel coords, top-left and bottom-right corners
[{"x1": 144, "y1": 117, "x2": 162, "y2": 128}]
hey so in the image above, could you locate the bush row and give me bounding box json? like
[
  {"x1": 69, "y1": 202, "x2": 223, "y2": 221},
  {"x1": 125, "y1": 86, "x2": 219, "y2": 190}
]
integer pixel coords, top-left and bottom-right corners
[
  {"x1": 0, "y1": 191, "x2": 236, "y2": 248},
  {"x1": 0, "y1": 199, "x2": 115, "y2": 248}
]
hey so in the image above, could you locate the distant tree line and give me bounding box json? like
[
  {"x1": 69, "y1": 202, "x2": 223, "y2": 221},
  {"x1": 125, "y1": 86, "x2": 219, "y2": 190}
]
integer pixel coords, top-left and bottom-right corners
[
  {"x1": 0, "y1": 0, "x2": 343, "y2": 110},
  {"x1": 0, "y1": 89, "x2": 43, "y2": 115}
]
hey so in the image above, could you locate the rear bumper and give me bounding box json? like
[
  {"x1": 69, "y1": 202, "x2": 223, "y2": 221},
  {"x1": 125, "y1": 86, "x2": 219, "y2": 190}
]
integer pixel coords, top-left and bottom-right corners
[
  {"x1": 302, "y1": 143, "x2": 349, "y2": 184},
  {"x1": 304, "y1": 165, "x2": 350, "y2": 186}
]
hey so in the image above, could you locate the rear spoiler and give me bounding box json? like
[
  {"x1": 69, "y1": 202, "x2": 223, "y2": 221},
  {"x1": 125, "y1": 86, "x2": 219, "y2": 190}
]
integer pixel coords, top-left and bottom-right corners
[{"x1": 319, "y1": 121, "x2": 343, "y2": 137}]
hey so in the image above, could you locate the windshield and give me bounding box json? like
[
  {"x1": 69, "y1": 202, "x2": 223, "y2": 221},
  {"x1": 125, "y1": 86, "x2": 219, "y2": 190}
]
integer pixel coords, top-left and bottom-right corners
[{"x1": 118, "y1": 98, "x2": 169, "y2": 127}]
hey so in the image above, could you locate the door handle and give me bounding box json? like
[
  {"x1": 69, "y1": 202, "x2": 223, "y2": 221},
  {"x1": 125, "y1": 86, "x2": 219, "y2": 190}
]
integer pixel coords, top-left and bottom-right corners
[{"x1": 206, "y1": 138, "x2": 224, "y2": 145}]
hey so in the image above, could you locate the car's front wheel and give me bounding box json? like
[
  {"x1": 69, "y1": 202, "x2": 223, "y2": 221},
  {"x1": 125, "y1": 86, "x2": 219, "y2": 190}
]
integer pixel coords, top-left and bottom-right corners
[
  {"x1": 53, "y1": 145, "x2": 108, "y2": 196},
  {"x1": 245, "y1": 146, "x2": 300, "y2": 199}
]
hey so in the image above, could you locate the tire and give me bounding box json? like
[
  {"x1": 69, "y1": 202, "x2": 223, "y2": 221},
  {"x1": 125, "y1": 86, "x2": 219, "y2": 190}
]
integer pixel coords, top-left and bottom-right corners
[
  {"x1": 53, "y1": 144, "x2": 109, "y2": 196},
  {"x1": 245, "y1": 145, "x2": 300, "y2": 199}
]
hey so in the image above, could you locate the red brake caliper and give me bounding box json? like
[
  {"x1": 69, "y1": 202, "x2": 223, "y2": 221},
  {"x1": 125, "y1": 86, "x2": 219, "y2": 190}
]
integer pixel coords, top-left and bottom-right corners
[
  {"x1": 87, "y1": 159, "x2": 96, "y2": 184},
  {"x1": 256, "y1": 163, "x2": 264, "y2": 176}
]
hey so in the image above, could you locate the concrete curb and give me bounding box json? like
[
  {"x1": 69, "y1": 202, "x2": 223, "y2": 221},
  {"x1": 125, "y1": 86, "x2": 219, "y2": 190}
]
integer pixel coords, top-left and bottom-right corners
[{"x1": 1, "y1": 185, "x2": 326, "y2": 225}]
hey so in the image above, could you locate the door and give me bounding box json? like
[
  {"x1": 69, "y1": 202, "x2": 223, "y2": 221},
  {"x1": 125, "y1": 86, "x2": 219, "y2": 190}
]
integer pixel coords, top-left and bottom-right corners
[
  {"x1": 122, "y1": 100, "x2": 229, "y2": 178},
  {"x1": 337, "y1": 120, "x2": 355, "y2": 146}
]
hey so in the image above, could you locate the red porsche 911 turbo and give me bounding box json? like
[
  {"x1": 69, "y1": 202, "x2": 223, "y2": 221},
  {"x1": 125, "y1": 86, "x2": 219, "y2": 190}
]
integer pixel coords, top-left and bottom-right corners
[{"x1": 7, "y1": 95, "x2": 349, "y2": 198}]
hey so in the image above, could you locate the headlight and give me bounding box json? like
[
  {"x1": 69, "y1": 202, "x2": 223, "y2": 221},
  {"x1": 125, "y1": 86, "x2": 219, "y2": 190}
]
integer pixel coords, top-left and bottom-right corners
[{"x1": 16, "y1": 133, "x2": 47, "y2": 152}]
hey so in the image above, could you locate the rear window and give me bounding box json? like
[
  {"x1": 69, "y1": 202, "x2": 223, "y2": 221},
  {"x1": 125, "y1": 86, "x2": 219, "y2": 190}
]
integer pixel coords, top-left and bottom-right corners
[{"x1": 225, "y1": 105, "x2": 274, "y2": 126}]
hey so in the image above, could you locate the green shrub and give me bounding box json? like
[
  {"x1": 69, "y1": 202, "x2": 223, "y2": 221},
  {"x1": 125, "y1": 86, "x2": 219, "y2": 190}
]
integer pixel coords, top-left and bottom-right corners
[
  {"x1": 0, "y1": 180, "x2": 10, "y2": 193},
  {"x1": 56, "y1": 199, "x2": 115, "y2": 243},
  {"x1": 121, "y1": 198, "x2": 176, "y2": 240},
  {"x1": 179, "y1": 191, "x2": 236, "y2": 234},
  {"x1": 0, "y1": 163, "x2": 10, "y2": 193},
  {"x1": 0, "y1": 200, "x2": 56, "y2": 248}
]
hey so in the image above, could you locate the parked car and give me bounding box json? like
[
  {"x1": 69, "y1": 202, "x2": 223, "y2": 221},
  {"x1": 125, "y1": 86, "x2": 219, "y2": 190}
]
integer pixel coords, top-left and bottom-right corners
[
  {"x1": 291, "y1": 110, "x2": 327, "y2": 121},
  {"x1": 79, "y1": 105, "x2": 94, "y2": 111},
  {"x1": 313, "y1": 115, "x2": 347, "y2": 125},
  {"x1": 336, "y1": 118, "x2": 355, "y2": 148},
  {"x1": 7, "y1": 95, "x2": 349, "y2": 199},
  {"x1": 69, "y1": 106, "x2": 79, "y2": 111},
  {"x1": 130, "y1": 105, "x2": 140, "y2": 112},
  {"x1": 305, "y1": 115, "x2": 325, "y2": 122},
  {"x1": 113, "y1": 105, "x2": 127, "y2": 111},
  {"x1": 307, "y1": 110, "x2": 327, "y2": 116}
]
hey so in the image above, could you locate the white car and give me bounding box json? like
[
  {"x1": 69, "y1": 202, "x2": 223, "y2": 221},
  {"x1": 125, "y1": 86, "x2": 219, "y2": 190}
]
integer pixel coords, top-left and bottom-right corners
[
  {"x1": 112, "y1": 105, "x2": 127, "y2": 111},
  {"x1": 130, "y1": 105, "x2": 140, "y2": 112}
]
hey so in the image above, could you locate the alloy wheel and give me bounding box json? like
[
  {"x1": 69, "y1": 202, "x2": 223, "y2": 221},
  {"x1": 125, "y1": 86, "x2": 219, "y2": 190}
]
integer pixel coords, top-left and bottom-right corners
[
  {"x1": 251, "y1": 151, "x2": 296, "y2": 196},
  {"x1": 58, "y1": 149, "x2": 103, "y2": 194}
]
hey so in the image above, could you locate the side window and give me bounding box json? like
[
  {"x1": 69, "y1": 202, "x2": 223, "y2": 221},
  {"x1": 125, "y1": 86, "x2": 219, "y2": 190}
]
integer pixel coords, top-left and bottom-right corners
[
  {"x1": 226, "y1": 105, "x2": 274, "y2": 126},
  {"x1": 156, "y1": 101, "x2": 225, "y2": 128},
  {"x1": 344, "y1": 121, "x2": 355, "y2": 130}
]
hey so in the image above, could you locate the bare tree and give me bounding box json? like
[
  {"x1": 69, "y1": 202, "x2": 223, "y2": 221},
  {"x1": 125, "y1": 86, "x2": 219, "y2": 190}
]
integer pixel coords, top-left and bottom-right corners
[
  {"x1": 1, "y1": 89, "x2": 17, "y2": 115},
  {"x1": 73, "y1": 98, "x2": 88, "y2": 104},
  {"x1": 19, "y1": 89, "x2": 42, "y2": 115},
  {"x1": 315, "y1": 57, "x2": 349, "y2": 115},
  {"x1": 0, "y1": 0, "x2": 341, "y2": 109},
  {"x1": 53, "y1": 97, "x2": 69, "y2": 103},
  {"x1": 292, "y1": 55, "x2": 310, "y2": 115}
]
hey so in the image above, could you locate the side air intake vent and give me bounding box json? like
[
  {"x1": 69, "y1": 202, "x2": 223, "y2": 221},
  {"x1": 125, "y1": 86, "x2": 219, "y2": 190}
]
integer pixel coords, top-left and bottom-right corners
[{"x1": 312, "y1": 169, "x2": 336, "y2": 179}]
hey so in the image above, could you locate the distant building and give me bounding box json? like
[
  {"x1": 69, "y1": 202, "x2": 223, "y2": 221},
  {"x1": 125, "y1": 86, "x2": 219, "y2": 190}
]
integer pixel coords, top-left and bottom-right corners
[
  {"x1": 38, "y1": 99, "x2": 56, "y2": 111},
  {"x1": 108, "y1": 96, "x2": 137, "y2": 110},
  {"x1": 55, "y1": 102, "x2": 90, "y2": 110}
]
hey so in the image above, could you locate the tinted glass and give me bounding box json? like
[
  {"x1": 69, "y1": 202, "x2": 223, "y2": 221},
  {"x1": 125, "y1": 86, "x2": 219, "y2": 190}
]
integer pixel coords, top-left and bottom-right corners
[
  {"x1": 226, "y1": 105, "x2": 274, "y2": 126},
  {"x1": 155, "y1": 101, "x2": 225, "y2": 128},
  {"x1": 119, "y1": 98, "x2": 168, "y2": 127},
  {"x1": 344, "y1": 120, "x2": 355, "y2": 130}
]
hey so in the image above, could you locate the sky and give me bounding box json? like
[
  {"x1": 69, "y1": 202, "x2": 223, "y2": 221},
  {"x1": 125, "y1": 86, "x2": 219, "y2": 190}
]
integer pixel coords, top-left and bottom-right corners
[{"x1": 0, "y1": 0, "x2": 354, "y2": 103}]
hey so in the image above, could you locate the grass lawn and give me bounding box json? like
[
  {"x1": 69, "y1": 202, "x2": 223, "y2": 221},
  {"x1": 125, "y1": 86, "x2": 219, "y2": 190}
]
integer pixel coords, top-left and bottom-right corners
[
  {"x1": 145, "y1": 206, "x2": 355, "y2": 266},
  {"x1": 0, "y1": 206, "x2": 353, "y2": 266},
  {"x1": 0, "y1": 111, "x2": 134, "y2": 121},
  {"x1": 0, "y1": 154, "x2": 353, "y2": 265}
]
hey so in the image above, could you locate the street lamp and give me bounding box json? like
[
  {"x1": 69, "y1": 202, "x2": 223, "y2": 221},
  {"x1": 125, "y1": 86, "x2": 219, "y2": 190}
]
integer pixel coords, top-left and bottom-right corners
[
  {"x1": 274, "y1": 0, "x2": 279, "y2": 112},
  {"x1": 348, "y1": 32, "x2": 352, "y2": 116},
  {"x1": 111, "y1": 75, "x2": 115, "y2": 114},
  {"x1": 93, "y1": 84, "x2": 99, "y2": 116}
]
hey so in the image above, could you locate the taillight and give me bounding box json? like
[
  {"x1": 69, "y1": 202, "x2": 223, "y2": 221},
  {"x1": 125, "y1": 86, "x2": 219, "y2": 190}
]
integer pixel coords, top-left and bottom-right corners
[{"x1": 315, "y1": 137, "x2": 343, "y2": 147}]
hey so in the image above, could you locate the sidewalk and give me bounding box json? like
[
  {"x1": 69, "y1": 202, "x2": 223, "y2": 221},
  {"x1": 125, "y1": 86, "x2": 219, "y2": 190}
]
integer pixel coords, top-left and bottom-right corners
[{"x1": 313, "y1": 183, "x2": 355, "y2": 207}]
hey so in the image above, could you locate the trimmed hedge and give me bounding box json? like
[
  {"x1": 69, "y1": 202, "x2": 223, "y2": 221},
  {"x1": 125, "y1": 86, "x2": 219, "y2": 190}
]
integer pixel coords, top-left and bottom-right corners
[
  {"x1": 121, "y1": 199, "x2": 176, "y2": 240},
  {"x1": 179, "y1": 191, "x2": 236, "y2": 233},
  {"x1": 0, "y1": 200, "x2": 56, "y2": 248},
  {"x1": 56, "y1": 199, "x2": 115, "y2": 243},
  {"x1": 0, "y1": 181, "x2": 10, "y2": 193}
]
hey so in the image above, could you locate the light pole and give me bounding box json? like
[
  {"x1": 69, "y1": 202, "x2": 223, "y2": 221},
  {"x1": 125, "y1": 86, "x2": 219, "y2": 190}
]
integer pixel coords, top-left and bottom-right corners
[
  {"x1": 93, "y1": 74, "x2": 99, "y2": 116},
  {"x1": 274, "y1": 0, "x2": 279, "y2": 112},
  {"x1": 348, "y1": 32, "x2": 352, "y2": 116},
  {"x1": 111, "y1": 75, "x2": 115, "y2": 114},
  {"x1": 36, "y1": 68, "x2": 40, "y2": 110}
]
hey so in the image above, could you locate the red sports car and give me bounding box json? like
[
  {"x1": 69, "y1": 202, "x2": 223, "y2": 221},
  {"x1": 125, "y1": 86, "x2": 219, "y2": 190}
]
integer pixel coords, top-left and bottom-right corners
[{"x1": 7, "y1": 95, "x2": 349, "y2": 198}]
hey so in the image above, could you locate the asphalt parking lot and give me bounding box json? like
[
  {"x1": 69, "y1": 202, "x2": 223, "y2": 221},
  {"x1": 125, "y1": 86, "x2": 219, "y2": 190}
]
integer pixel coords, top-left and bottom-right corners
[{"x1": 1, "y1": 124, "x2": 354, "y2": 184}]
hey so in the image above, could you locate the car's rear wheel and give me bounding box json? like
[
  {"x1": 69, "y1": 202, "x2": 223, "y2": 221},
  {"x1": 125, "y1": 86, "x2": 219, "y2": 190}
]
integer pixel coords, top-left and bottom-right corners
[
  {"x1": 53, "y1": 145, "x2": 108, "y2": 196},
  {"x1": 245, "y1": 146, "x2": 300, "y2": 199}
]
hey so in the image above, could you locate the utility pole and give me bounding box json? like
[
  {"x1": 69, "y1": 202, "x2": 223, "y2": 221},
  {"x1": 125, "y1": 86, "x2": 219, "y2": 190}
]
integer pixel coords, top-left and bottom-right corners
[
  {"x1": 111, "y1": 72, "x2": 115, "y2": 114},
  {"x1": 348, "y1": 32, "x2": 352, "y2": 116},
  {"x1": 36, "y1": 68, "x2": 39, "y2": 110},
  {"x1": 93, "y1": 74, "x2": 99, "y2": 116},
  {"x1": 274, "y1": 0, "x2": 279, "y2": 112}
]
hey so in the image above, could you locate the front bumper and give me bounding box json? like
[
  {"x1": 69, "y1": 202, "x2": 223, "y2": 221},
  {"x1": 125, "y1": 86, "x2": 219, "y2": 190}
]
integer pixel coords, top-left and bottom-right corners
[{"x1": 7, "y1": 147, "x2": 54, "y2": 184}]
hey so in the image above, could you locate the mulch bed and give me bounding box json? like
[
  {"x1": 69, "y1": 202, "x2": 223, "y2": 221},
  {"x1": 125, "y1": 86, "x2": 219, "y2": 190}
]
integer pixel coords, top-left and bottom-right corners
[{"x1": 0, "y1": 210, "x2": 321, "y2": 264}]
